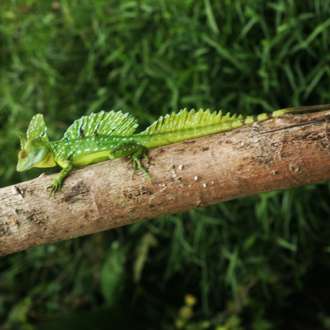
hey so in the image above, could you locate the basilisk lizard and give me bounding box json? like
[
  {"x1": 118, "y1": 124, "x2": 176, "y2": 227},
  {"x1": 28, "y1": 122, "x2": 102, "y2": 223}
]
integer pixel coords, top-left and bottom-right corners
[{"x1": 16, "y1": 104, "x2": 329, "y2": 193}]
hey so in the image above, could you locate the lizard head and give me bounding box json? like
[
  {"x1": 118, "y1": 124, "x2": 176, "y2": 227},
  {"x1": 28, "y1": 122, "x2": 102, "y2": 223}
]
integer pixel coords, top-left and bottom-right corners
[{"x1": 17, "y1": 114, "x2": 56, "y2": 172}]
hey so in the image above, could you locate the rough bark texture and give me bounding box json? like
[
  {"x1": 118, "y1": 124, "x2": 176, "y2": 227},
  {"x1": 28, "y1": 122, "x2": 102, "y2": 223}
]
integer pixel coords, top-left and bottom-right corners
[{"x1": 0, "y1": 110, "x2": 329, "y2": 256}]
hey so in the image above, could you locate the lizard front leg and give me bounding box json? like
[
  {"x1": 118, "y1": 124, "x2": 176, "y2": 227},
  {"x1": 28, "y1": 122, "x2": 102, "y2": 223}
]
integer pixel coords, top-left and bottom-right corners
[{"x1": 49, "y1": 160, "x2": 73, "y2": 194}]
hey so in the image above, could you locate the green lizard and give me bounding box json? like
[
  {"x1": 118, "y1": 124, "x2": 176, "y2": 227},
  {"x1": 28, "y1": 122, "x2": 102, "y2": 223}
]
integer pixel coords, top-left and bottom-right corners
[{"x1": 16, "y1": 104, "x2": 329, "y2": 193}]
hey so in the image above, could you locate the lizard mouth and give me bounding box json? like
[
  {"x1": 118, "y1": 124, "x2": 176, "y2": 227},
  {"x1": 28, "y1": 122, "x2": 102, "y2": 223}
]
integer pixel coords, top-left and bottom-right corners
[{"x1": 16, "y1": 161, "x2": 32, "y2": 172}]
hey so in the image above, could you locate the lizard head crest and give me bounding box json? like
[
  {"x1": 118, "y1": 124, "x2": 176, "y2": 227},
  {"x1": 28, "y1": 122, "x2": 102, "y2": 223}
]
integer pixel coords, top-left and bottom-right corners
[{"x1": 17, "y1": 114, "x2": 55, "y2": 172}]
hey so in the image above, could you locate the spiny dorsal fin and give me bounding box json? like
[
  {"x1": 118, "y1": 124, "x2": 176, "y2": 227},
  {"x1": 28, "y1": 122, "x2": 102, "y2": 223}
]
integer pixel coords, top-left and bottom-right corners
[
  {"x1": 63, "y1": 111, "x2": 138, "y2": 140},
  {"x1": 27, "y1": 114, "x2": 48, "y2": 141},
  {"x1": 141, "y1": 108, "x2": 243, "y2": 135}
]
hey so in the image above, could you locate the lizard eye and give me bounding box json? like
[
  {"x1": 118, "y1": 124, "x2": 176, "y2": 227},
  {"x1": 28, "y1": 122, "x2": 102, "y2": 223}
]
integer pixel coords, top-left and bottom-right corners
[{"x1": 19, "y1": 150, "x2": 27, "y2": 158}]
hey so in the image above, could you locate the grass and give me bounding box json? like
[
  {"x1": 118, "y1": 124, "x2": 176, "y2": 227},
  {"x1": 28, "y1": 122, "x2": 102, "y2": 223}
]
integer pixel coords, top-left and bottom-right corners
[{"x1": 0, "y1": 1, "x2": 330, "y2": 329}]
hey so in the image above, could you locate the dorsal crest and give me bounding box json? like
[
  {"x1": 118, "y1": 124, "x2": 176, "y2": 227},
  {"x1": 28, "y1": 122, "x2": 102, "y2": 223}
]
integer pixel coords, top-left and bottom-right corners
[
  {"x1": 141, "y1": 108, "x2": 243, "y2": 135},
  {"x1": 63, "y1": 110, "x2": 138, "y2": 140}
]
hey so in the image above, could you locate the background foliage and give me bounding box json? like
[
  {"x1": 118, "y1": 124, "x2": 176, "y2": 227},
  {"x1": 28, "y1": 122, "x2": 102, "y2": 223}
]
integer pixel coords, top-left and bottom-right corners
[{"x1": 1, "y1": 1, "x2": 330, "y2": 329}]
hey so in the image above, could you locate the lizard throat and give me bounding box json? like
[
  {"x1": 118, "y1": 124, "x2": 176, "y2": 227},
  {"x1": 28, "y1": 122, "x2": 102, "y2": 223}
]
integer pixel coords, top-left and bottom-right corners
[{"x1": 34, "y1": 152, "x2": 57, "y2": 168}]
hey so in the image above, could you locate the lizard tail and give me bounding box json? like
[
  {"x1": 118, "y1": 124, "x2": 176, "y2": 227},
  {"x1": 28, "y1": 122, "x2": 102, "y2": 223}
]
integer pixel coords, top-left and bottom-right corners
[
  {"x1": 272, "y1": 103, "x2": 330, "y2": 117},
  {"x1": 135, "y1": 105, "x2": 330, "y2": 149}
]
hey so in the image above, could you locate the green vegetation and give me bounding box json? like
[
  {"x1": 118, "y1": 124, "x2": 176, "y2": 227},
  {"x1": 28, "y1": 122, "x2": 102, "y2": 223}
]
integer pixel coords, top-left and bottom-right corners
[{"x1": 1, "y1": 1, "x2": 330, "y2": 329}]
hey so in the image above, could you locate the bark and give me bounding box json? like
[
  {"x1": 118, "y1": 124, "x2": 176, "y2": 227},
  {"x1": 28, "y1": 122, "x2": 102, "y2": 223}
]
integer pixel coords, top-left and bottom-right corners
[{"x1": 0, "y1": 110, "x2": 329, "y2": 256}]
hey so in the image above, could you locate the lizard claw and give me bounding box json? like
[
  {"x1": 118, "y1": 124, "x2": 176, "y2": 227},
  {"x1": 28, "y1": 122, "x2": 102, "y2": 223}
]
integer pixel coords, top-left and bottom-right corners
[
  {"x1": 47, "y1": 179, "x2": 62, "y2": 196},
  {"x1": 131, "y1": 156, "x2": 151, "y2": 179}
]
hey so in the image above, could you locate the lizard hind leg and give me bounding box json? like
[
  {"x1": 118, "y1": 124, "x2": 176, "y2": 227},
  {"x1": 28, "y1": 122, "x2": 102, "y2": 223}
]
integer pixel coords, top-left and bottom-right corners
[
  {"x1": 110, "y1": 142, "x2": 150, "y2": 178},
  {"x1": 131, "y1": 145, "x2": 150, "y2": 179}
]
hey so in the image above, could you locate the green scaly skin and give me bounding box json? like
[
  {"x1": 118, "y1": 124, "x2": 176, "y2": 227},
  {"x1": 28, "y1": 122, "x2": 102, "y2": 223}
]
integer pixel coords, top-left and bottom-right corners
[
  {"x1": 16, "y1": 104, "x2": 330, "y2": 193},
  {"x1": 49, "y1": 136, "x2": 148, "y2": 192}
]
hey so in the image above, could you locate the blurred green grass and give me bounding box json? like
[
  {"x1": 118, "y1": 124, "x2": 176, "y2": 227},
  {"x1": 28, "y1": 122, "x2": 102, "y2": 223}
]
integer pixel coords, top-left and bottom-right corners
[{"x1": 0, "y1": 1, "x2": 330, "y2": 329}]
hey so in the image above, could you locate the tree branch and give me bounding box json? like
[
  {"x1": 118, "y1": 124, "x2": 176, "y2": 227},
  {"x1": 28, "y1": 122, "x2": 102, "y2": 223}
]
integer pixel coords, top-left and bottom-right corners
[{"x1": 1, "y1": 110, "x2": 329, "y2": 256}]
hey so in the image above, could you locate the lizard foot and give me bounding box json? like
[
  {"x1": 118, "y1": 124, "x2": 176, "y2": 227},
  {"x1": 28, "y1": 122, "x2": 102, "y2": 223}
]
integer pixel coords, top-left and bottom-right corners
[
  {"x1": 131, "y1": 155, "x2": 151, "y2": 179},
  {"x1": 47, "y1": 178, "x2": 63, "y2": 196}
]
